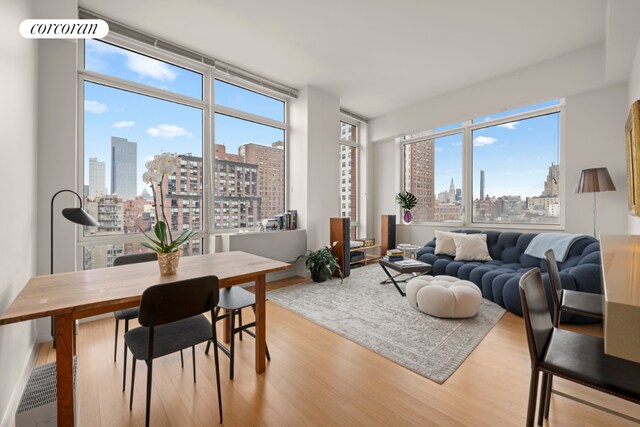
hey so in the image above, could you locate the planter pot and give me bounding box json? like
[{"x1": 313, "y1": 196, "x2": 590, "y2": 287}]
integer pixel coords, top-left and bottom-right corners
[
  {"x1": 157, "y1": 251, "x2": 181, "y2": 276},
  {"x1": 311, "y1": 268, "x2": 334, "y2": 283},
  {"x1": 403, "y1": 210, "x2": 413, "y2": 224}
]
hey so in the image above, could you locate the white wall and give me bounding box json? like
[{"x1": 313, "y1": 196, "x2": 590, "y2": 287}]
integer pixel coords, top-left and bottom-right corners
[
  {"x1": 0, "y1": 1, "x2": 40, "y2": 425},
  {"x1": 370, "y1": 45, "x2": 629, "y2": 245},
  {"x1": 628, "y1": 39, "x2": 640, "y2": 234},
  {"x1": 289, "y1": 86, "x2": 341, "y2": 250}
]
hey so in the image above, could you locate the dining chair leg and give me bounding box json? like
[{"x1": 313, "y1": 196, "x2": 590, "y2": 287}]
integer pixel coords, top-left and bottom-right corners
[
  {"x1": 122, "y1": 318, "x2": 130, "y2": 391},
  {"x1": 251, "y1": 305, "x2": 271, "y2": 361},
  {"x1": 129, "y1": 358, "x2": 137, "y2": 411},
  {"x1": 238, "y1": 309, "x2": 243, "y2": 341},
  {"x1": 114, "y1": 318, "x2": 119, "y2": 362},
  {"x1": 180, "y1": 349, "x2": 184, "y2": 368},
  {"x1": 543, "y1": 375, "x2": 553, "y2": 419},
  {"x1": 192, "y1": 345, "x2": 196, "y2": 383},
  {"x1": 537, "y1": 372, "x2": 548, "y2": 426},
  {"x1": 205, "y1": 339, "x2": 211, "y2": 355},
  {"x1": 229, "y1": 310, "x2": 236, "y2": 380},
  {"x1": 122, "y1": 347, "x2": 128, "y2": 392},
  {"x1": 212, "y1": 320, "x2": 223, "y2": 424},
  {"x1": 526, "y1": 368, "x2": 539, "y2": 427},
  {"x1": 553, "y1": 307, "x2": 560, "y2": 328},
  {"x1": 145, "y1": 359, "x2": 153, "y2": 427}
]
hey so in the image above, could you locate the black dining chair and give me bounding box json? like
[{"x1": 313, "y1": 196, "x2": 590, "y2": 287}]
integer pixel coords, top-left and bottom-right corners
[
  {"x1": 519, "y1": 268, "x2": 640, "y2": 427},
  {"x1": 543, "y1": 249, "x2": 603, "y2": 327},
  {"x1": 112, "y1": 252, "x2": 158, "y2": 391},
  {"x1": 124, "y1": 275, "x2": 223, "y2": 426},
  {"x1": 204, "y1": 286, "x2": 271, "y2": 379}
]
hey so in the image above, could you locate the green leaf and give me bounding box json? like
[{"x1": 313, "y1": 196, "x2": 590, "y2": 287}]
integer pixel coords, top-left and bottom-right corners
[
  {"x1": 141, "y1": 241, "x2": 163, "y2": 253},
  {"x1": 154, "y1": 221, "x2": 168, "y2": 245}
]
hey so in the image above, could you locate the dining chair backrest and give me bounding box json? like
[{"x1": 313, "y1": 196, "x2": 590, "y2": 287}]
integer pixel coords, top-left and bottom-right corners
[
  {"x1": 113, "y1": 252, "x2": 158, "y2": 266},
  {"x1": 519, "y1": 268, "x2": 554, "y2": 366},
  {"x1": 543, "y1": 249, "x2": 563, "y2": 308},
  {"x1": 138, "y1": 275, "x2": 220, "y2": 328}
]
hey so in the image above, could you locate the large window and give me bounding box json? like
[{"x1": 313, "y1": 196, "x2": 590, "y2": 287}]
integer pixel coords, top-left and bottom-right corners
[
  {"x1": 403, "y1": 133, "x2": 463, "y2": 223},
  {"x1": 401, "y1": 100, "x2": 561, "y2": 226},
  {"x1": 472, "y1": 112, "x2": 560, "y2": 224},
  {"x1": 80, "y1": 36, "x2": 288, "y2": 268},
  {"x1": 340, "y1": 121, "x2": 358, "y2": 238}
]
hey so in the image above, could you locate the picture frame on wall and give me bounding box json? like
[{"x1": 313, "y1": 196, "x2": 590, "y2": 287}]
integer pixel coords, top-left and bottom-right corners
[{"x1": 626, "y1": 100, "x2": 640, "y2": 216}]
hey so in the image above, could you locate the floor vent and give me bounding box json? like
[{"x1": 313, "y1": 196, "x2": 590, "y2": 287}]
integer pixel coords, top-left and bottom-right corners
[{"x1": 16, "y1": 357, "x2": 77, "y2": 427}]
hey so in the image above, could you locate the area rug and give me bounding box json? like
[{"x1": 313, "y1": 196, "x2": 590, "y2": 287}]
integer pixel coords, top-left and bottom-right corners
[{"x1": 267, "y1": 264, "x2": 506, "y2": 384}]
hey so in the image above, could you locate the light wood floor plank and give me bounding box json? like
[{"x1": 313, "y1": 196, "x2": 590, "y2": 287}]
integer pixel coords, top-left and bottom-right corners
[{"x1": 30, "y1": 276, "x2": 639, "y2": 426}]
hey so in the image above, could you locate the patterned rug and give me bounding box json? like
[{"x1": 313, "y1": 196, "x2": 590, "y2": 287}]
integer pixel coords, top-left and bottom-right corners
[{"x1": 268, "y1": 264, "x2": 506, "y2": 383}]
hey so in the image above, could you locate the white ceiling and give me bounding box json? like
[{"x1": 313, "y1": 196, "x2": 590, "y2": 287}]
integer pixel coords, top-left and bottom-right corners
[{"x1": 80, "y1": 0, "x2": 611, "y2": 119}]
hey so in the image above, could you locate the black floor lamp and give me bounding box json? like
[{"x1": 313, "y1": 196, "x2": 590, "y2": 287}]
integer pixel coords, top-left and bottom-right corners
[
  {"x1": 574, "y1": 167, "x2": 616, "y2": 238},
  {"x1": 51, "y1": 189, "x2": 99, "y2": 347}
]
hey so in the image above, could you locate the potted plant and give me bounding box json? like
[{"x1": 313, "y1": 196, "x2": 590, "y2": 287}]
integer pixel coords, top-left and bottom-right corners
[
  {"x1": 139, "y1": 153, "x2": 197, "y2": 275},
  {"x1": 396, "y1": 191, "x2": 418, "y2": 224},
  {"x1": 299, "y1": 243, "x2": 343, "y2": 283}
]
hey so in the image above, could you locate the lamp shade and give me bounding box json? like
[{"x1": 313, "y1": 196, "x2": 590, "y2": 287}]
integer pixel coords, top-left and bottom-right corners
[
  {"x1": 61, "y1": 207, "x2": 99, "y2": 226},
  {"x1": 574, "y1": 167, "x2": 616, "y2": 194}
]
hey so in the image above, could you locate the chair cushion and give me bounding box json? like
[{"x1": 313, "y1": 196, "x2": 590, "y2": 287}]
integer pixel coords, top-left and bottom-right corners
[
  {"x1": 218, "y1": 287, "x2": 256, "y2": 311},
  {"x1": 124, "y1": 314, "x2": 212, "y2": 361},
  {"x1": 562, "y1": 290, "x2": 603, "y2": 318},
  {"x1": 453, "y1": 234, "x2": 492, "y2": 262},
  {"x1": 541, "y1": 329, "x2": 640, "y2": 401},
  {"x1": 114, "y1": 307, "x2": 139, "y2": 320},
  {"x1": 406, "y1": 275, "x2": 482, "y2": 318}
]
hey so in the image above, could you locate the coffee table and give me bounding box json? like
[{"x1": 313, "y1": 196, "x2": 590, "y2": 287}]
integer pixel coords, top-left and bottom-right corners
[{"x1": 378, "y1": 258, "x2": 432, "y2": 296}]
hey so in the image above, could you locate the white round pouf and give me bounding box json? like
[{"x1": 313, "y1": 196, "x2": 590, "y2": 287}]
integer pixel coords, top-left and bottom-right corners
[{"x1": 406, "y1": 275, "x2": 482, "y2": 318}]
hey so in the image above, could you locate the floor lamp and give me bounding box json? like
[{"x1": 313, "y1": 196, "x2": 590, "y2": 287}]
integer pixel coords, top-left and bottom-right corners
[
  {"x1": 574, "y1": 167, "x2": 616, "y2": 238},
  {"x1": 51, "y1": 189, "x2": 99, "y2": 347}
]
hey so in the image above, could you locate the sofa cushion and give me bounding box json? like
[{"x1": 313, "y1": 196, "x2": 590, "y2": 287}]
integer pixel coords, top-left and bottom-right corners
[
  {"x1": 434, "y1": 230, "x2": 463, "y2": 256},
  {"x1": 453, "y1": 233, "x2": 492, "y2": 261}
]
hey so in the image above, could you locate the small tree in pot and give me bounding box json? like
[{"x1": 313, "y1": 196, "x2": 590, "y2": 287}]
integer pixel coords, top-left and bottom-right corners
[{"x1": 299, "y1": 243, "x2": 343, "y2": 283}]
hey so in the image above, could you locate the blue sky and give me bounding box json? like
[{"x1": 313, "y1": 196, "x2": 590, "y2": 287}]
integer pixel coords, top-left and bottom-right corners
[
  {"x1": 432, "y1": 105, "x2": 560, "y2": 199},
  {"x1": 84, "y1": 40, "x2": 284, "y2": 196}
]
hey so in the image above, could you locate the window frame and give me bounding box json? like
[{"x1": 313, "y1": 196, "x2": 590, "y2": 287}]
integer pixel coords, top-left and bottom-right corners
[
  {"x1": 339, "y1": 117, "x2": 359, "y2": 236},
  {"x1": 400, "y1": 100, "x2": 564, "y2": 230},
  {"x1": 77, "y1": 32, "x2": 290, "y2": 268}
]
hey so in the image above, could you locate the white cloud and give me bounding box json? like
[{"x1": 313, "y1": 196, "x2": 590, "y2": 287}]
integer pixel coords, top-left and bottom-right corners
[
  {"x1": 112, "y1": 120, "x2": 135, "y2": 128},
  {"x1": 126, "y1": 53, "x2": 177, "y2": 82},
  {"x1": 434, "y1": 147, "x2": 444, "y2": 152},
  {"x1": 451, "y1": 141, "x2": 462, "y2": 146},
  {"x1": 146, "y1": 124, "x2": 192, "y2": 139},
  {"x1": 498, "y1": 121, "x2": 519, "y2": 130},
  {"x1": 473, "y1": 136, "x2": 497, "y2": 147},
  {"x1": 84, "y1": 100, "x2": 107, "y2": 114}
]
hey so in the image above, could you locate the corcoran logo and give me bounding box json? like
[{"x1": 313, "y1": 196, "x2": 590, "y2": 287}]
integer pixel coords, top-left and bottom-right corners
[{"x1": 19, "y1": 19, "x2": 109, "y2": 39}]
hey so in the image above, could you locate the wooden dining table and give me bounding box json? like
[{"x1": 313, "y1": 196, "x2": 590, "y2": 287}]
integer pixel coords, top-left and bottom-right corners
[{"x1": 0, "y1": 251, "x2": 290, "y2": 427}]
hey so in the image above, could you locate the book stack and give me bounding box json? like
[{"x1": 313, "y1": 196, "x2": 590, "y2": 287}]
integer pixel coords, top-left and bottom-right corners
[
  {"x1": 352, "y1": 237, "x2": 375, "y2": 247},
  {"x1": 282, "y1": 210, "x2": 297, "y2": 230},
  {"x1": 383, "y1": 249, "x2": 404, "y2": 262}
]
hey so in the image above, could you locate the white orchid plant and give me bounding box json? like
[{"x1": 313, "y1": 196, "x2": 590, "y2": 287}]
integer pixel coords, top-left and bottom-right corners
[{"x1": 140, "y1": 153, "x2": 196, "y2": 254}]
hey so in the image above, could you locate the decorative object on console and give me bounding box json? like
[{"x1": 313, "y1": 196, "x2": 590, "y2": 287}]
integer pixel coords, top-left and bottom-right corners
[
  {"x1": 298, "y1": 243, "x2": 343, "y2": 283},
  {"x1": 50, "y1": 189, "x2": 99, "y2": 346},
  {"x1": 626, "y1": 100, "x2": 640, "y2": 216},
  {"x1": 574, "y1": 167, "x2": 616, "y2": 238},
  {"x1": 139, "y1": 153, "x2": 197, "y2": 276},
  {"x1": 396, "y1": 191, "x2": 417, "y2": 224}
]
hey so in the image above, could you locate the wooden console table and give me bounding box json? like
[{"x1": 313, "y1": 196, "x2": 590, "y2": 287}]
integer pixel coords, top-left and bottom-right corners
[{"x1": 599, "y1": 234, "x2": 640, "y2": 363}]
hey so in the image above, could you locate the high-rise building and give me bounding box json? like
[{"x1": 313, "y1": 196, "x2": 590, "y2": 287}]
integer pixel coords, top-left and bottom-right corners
[
  {"x1": 449, "y1": 178, "x2": 455, "y2": 203},
  {"x1": 404, "y1": 140, "x2": 435, "y2": 222},
  {"x1": 480, "y1": 170, "x2": 485, "y2": 200},
  {"x1": 89, "y1": 157, "x2": 106, "y2": 199},
  {"x1": 111, "y1": 136, "x2": 137, "y2": 200},
  {"x1": 239, "y1": 141, "x2": 285, "y2": 220},
  {"x1": 214, "y1": 144, "x2": 260, "y2": 229},
  {"x1": 339, "y1": 145, "x2": 357, "y2": 222},
  {"x1": 542, "y1": 163, "x2": 560, "y2": 197}
]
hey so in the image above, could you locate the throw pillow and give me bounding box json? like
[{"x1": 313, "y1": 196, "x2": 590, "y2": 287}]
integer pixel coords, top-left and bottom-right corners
[
  {"x1": 434, "y1": 230, "x2": 464, "y2": 256},
  {"x1": 452, "y1": 233, "x2": 492, "y2": 261}
]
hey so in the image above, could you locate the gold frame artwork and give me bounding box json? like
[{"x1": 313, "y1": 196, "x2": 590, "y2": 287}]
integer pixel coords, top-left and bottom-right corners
[{"x1": 626, "y1": 100, "x2": 640, "y2": 216}]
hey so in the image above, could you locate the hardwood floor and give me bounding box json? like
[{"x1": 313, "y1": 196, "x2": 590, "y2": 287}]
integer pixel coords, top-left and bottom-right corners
[{"x1": 34, "y1": 277, "x2": 639, "y2": 426}]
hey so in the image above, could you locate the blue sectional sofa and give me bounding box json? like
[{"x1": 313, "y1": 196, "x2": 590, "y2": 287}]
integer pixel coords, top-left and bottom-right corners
[{"x1": 416, "y1": 230, "x2": 602, "y2": 323}]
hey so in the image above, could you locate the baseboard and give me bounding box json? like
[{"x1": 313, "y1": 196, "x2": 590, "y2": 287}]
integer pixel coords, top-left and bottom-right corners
[{"x1": 0, "y1": 336, "x2": 40, "y2": 427}]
